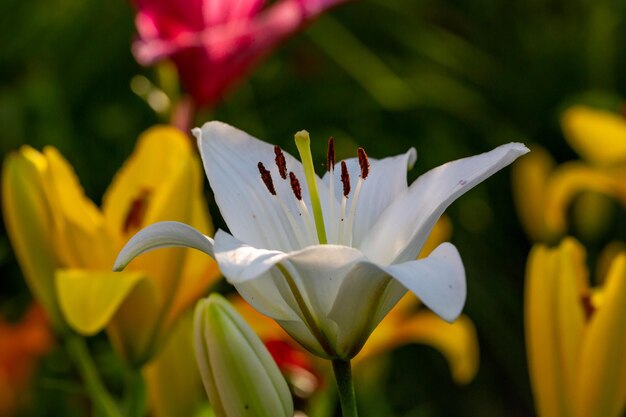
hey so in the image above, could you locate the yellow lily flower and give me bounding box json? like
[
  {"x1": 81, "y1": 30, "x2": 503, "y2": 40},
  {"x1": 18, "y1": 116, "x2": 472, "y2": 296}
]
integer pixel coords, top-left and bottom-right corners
[
  {"x1": 561, "y1": 105, "x2": 626, "y2": 166},
  {"x1": 525, "y1": 237, "x2": 626, "y2": 417},
  {"x1": 512, "y1": 105, "x2": 626, "y2": 242},
  {"x1": 2, "y1": 126, "x2": 220, "y2": 366},
  {"x1": 234, "y1": 217, "x2": 479, "y2": 385},
  {"x1": 143, "y1": 311, "x2": 205, "y2": 417}
]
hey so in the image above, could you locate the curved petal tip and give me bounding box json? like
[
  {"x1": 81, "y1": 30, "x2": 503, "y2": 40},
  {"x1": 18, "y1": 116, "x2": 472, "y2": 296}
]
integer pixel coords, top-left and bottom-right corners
[{"x1": 114, "y1": 221, "x2": 214, "y2": 271}]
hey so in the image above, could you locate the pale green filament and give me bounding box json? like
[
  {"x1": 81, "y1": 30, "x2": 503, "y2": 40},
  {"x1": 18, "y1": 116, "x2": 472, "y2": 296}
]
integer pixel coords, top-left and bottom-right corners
[{"x1": 295, "y1": 130, "x2": 327, "y2": 244}]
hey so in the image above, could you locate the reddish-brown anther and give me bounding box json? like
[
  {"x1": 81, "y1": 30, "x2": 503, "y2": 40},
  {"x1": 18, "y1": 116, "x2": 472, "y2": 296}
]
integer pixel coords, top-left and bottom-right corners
[
  {"x1": 258, "y1": 162, "x2": 276, "y2": 195},
  {"x1": 327, "y1": 137, "x2": 335, "y2": 172},
  {"x1": 124, "y1": 188, "x2": 151, "y2": 233},
  {"x1": 274, "y1": 146, "x2": 288, "y2": 179},
  {"x1": 357, "y1": 147, "x2": 369, "y2": 179},
  {"x1": 289, "y1": 171, "x2": 303, "y2": 200},
  {"x1": 340, "y1": 160, "x2": 350, "y2": 197}
]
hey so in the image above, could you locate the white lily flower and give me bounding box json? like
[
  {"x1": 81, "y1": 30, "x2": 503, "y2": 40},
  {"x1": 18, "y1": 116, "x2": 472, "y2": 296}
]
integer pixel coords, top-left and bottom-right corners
[{"x1": 115, "y1": 121, "x2": 528, "y2": 359}]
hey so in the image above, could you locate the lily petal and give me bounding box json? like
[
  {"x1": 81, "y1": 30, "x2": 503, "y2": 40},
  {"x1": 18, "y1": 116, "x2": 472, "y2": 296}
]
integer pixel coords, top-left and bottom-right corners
[
  {"x1": 359, "y1": 143, "x2": 529, "y2": 264},
  {"x1": 102, "y1": 126, "x2": 193, "y2": 238},
  {"x1": 194, "y1": 121, "x2": 329, "y2": 252},
  {"x1": 215, "y1": 231, "x2": 465, "y2": 357},
  {"x1": 561, "y1": 106, "x2": 626, "y2": 166},
  {"x1": 114, "y1": 221, "x2": 214, "y2": 271},
  {"x1": 511, "y1": 145, "x2": 554, "y2": 241},
  {"x1": 544, "y1": 162, "x2": 626, "y2": 237},
  {"x1": 383, "y1": 243, "x2": 465, "y2": 322},
  {"x1": 1, "y1": 148, "x2": 64, "y2": 329},
  {"x1": 42, "y1": 147, "x2": 117, "y2": 270},
  {"x1": 323, "y1": 148, "x2": 417, "y2": 246},
  {"x1": 214, "y1": 230, "x2": 364, "y2": 325},
  {"x1": 525, "y1": 239, "x2": 586, "y2": 417},
  {"x1": 55, "y1": 269, "x2": 147, "y2": 336},
  {"x1": 575, "y1": 253, "x2": 626, "y2": 417},
  {"x1": 356, "y1": 309, "x2": 479, "y2": 385}
]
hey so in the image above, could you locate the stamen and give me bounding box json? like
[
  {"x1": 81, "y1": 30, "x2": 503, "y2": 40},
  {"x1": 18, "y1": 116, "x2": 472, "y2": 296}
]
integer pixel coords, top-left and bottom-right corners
[
  {"x1": 258, "y1": 162, "x2": 276, "y2": 195},
  {"x1": 581, "y1": 294, "x2": 595, "y2": 321},
  {"x1": 345, "y1": 148, "x2": 369, "y2": 245},
  {"x1": 340, "y1": 160, "x2": 351, "y2": 197},
  {"x1": 289, "y1": 171, "x2": 303, "y2": 200},
  {"x1": 290, "y1": 171, "x2": 318, "y2": 244},
  {"x1": 327, "y1": 137, "x2": 336, "y2": 243},
  {"x1": 327, "y1": 137, "x2": 335, "y2": 172},
  {"x1": 259, "y1": 162, "x2": 311, "y2": 248},
  {"x1": 274, "y1": 146, "x2": 288, "y2": 180},
  {"x1": 358, "y1": 147, "x2": 369, "y2": 179},
  {"x1": 294, "y1": 130, "x2": 327, "y2": 244},
  {"x1": 124, "y1": 188, "x2": 151, "y2": 233}
]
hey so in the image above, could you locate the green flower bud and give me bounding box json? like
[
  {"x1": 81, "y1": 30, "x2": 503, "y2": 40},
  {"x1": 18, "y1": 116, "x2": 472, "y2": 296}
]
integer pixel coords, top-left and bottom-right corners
[{"x1": 194, "y1": 294, "x2": 293, "y2": 417}]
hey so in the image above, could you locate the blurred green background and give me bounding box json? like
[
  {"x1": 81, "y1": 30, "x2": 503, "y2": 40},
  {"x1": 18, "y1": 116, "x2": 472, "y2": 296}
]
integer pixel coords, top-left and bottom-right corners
[{"x1": 1, "y1": 0, "x2": 625, "y2": 416}]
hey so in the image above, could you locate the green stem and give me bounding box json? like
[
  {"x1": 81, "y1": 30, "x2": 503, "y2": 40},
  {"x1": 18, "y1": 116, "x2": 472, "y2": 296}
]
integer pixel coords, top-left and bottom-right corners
[
  {"x1": 65, "y1": 335, "x2": 122, "y2": 417},
  {"x1": 331, "y1": 359, "x2": 358, "y2": 417},
  {"x1": 123, "y1": 368, "x2": 147, "y2": 417}
]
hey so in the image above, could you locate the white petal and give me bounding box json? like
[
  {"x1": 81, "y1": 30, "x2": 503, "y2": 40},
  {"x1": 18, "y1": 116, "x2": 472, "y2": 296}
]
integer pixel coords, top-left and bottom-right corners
[
  {"x1": 323, "y1": 148, "x2": 417, "y2": 246},
  {"x1": 113, "y1": 221, "x2": 214, "y2": 271},
  {"x1": 194, "y1": 122, "x2": 329, "y2": 252},
  {"x1": 214, "y1": 231, "x2": 364, "y2": 317},
  {"x1": 213, "y1": 230, "x2": 367, "y2": 356},
  {"x1": 382, "y1": 242, "x2": 466, "y2": 322},
  {"x1": 326, "y1": 242, "x2": 464, "y2": 357},
  {"x1": 359, "y1": 143, "x2": 529, "y2": 264},
  {"x1": 213, "y1": 230, "x2": 288, "y2": 282}
]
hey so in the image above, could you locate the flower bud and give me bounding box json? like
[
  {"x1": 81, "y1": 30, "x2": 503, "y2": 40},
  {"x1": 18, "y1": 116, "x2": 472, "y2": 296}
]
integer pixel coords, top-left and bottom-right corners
[{"x1": 194, "y1": 294, "x2": 293, "y2": 417}]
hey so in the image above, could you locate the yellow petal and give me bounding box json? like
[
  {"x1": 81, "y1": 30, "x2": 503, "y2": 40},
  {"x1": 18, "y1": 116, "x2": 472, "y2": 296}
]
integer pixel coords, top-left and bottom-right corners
[
  {"x1": 144, "y1": 312, "x2": 204, "y2": 417},
  {"x1": 55, "y1": 269, "x2": 147, "y2": 336},
  {"x1": 554, "y1": 239, "x2": 586, "y2": 410},
  {"x1": 561, "y1": 106, "x2": 626, "y2": 166},
  {"x1": 102, "y1": 125, "x2": 192, "y2": 237},
  {"x1": 107, "y1": 277, "x2": 162, "y2": 366},
  {"x1": 1, "y1": 147, "x2": 65, "y2": 329},
  {"x1": 356, "y1": 311, "x2": 478, "y2": 384},
  {"x1": 103, "y1": 126, "x2": 204, "y2": 361},
  {"x1": 418, "y1": 215, "x2": 452, "y2": 259},
  {"x1": 111, "y1": 127, "x2": 197, "y2": 306},
  {"x1": 42, "y1": 147, "x2": 116, "y2": 269},
  {"x1": 511, "y1": 145, "x2": 555, "y2": 241},
  {"x1": 543, "y1": 162, "x2": 626, "y2": 237},
  {"x1": 525, "y1": 245, "x2": 568, "y2": 417},
  {"x1": 595, "y1": 241, "x2": 626, "y2": 285},
  {"x1": 575, "y1": 253, "x2": 626, "y2": 417},
  {"x1": 163, "y1": 188, "x2": 221, "y2": 331}
]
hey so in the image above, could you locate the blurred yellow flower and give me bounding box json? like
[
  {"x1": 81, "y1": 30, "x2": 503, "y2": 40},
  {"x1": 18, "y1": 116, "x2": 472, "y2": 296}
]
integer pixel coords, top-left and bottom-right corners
[
  {"x1": 143, "y1": 311, "x2": 205, "y2": 417},
  {"x1": 2, "y1": 126, "x2": 220, "y2": 366},
  {"x1": 234, "y1": 217, "x2": 479, "y2": 385},
  {"x1": 525, "y1": 237, "x2": 626, "y2": 417},
  {"x1": 561, "y1": 105, "x2": 626, "y2": 166},
  {"x1": 513, "y1": 105, "x2": 626, "y2": 242}
]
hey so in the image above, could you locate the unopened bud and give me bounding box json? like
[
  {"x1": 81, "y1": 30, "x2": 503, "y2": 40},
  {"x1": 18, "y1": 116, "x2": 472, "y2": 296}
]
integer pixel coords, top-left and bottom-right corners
[{"x1": 194, "y1": 294, "x2": 293, "y2": 417}]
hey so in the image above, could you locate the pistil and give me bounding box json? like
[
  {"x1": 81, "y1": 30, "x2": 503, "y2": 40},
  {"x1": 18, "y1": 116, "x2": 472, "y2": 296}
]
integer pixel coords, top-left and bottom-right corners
[{"x1": 295, "y1": 130, "x2": 327, "y2": 244}]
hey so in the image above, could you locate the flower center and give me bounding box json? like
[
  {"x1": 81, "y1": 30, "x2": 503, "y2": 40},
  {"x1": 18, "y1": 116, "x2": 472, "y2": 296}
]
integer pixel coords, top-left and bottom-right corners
[{"x1": 257, "y1": 132, "x2": 370, "y2": 248}]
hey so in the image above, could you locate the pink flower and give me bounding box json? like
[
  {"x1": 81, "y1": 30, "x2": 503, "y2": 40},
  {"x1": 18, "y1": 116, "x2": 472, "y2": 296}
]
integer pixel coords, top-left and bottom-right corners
[{"x1": 133, "y1": 0, "x2": 351, "y2": 108}]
